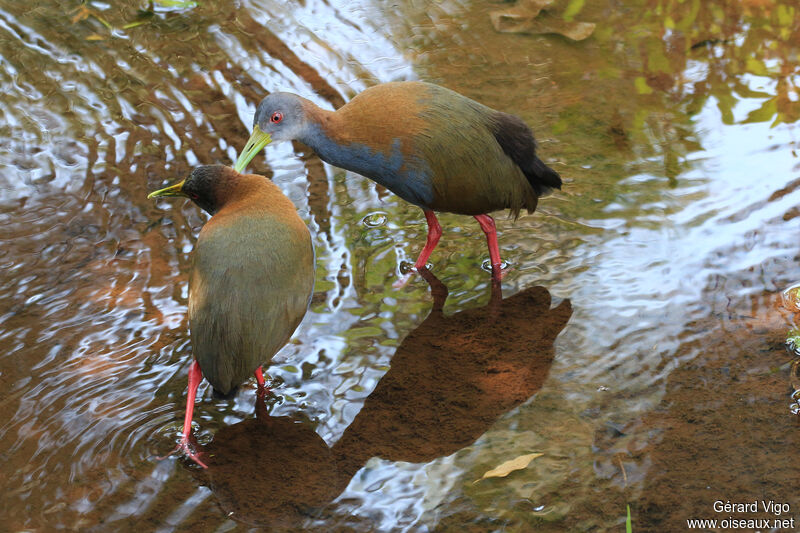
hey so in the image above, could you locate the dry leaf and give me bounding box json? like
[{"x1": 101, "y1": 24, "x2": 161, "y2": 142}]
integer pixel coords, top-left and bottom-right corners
[
  {"x1": 70, "y1": 6, "x2": 91, "y2": 24},
  {"x1": 473, "y1": 453, "x2": 543, "y2": 484},
  {"x1": 489, "y1": 1, "x2": 595, "y2": 41},
  {"x1": 509, "y1": 0, "x2": 556, "y2": 17}
]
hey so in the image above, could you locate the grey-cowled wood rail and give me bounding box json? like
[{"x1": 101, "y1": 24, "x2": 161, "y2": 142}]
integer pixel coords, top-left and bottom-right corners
[
  {"x1": 234, "y1": 81, "x2": 561, "y2": 280},
  {"x1": 148, "y1": 164, "x2": 315, "y2": 467}
]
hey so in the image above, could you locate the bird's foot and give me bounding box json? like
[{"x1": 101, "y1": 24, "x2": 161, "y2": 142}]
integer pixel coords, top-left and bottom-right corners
[{"x1": 159, "y1": 438, "x2": 208, "y2": 468}]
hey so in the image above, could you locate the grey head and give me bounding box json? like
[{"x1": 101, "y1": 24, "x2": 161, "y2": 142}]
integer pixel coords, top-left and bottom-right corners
[
  {"x1": 234, "y1": 92, "x2": 323, "y2": 174},
  {"x1": 253, "y1": 92, "x2": 311, "y2": 143}
]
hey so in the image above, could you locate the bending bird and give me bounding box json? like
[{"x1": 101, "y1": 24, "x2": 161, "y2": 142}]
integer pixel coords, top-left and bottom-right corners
[
  {"x1": 148, "y1": 164, "x2": 315, "y2": 467},
  {"x1": 234, "y1": 81, "x2": 561, "y2": 280}
]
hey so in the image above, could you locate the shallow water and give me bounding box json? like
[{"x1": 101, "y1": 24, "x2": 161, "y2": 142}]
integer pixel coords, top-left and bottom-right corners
[{"x1": 1, "y1": 0, "x2": 798, "y2": 531}]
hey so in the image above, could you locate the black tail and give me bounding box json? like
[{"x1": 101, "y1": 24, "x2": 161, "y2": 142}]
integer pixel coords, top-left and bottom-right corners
[
  {"x1": 527, "y1": 155, "x2": 562, "y2": 196},
  {"x1": 489, "y1": 111, "x2": 562, "y2": 196}
]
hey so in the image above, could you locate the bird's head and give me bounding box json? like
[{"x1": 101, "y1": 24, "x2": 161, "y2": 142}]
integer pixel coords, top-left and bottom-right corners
[
  {"x1": 234, "y1": 93, "x2": 308, "y2": 174},
  {"x1": 148, "y1": 164, "x2": 235, "y2": 216}
]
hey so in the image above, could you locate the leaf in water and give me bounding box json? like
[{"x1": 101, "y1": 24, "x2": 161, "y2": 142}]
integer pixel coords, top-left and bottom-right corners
[
  {"x1": 473, "y1": 453, "x2": 543, "y2": 484},
  {"x1": 543, "y1": 19, "x2": 595, "y2": 40},
  {"x1": 488, "y1": 0, "x2": 552, "y2": 31},
  {"x1": 85, "y1": 34, "x2": 106, "y2": 41},
  {"x1": 122, "y1": 21, "x2": 148, "y2": 29},
  {"x1": 509, "y1": 0, "x2": 556, "y2": 17},
  {"x1": 70, "y1": 6, "x2": 91, "y2": 24},
  {"x1": 154, "y1": 0, "x2": 199, "y2": 7},
  {"x1": 490, "y1": 4, "x2": 595, "y2": 41},
  {"x1": 626, "y1": 504, "x2": 633, "y2": 533},
  {"x1": 85, "y1": 11, "x2": 114, "y2": 31},
  {"x1": 123, "y1": 7, "x2": 157, "y2": 29}
]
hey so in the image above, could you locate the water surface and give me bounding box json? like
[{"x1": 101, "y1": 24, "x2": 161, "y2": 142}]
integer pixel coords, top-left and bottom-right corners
[{"x1": 1, "y1": 0, "x2": 798, "y2": 531}]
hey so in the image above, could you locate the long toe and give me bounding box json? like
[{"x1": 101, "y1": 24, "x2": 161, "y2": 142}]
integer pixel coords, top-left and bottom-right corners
[
  {"x1": 178, "y1": 439, "x2": 208, "y2": 468},
  {"x1": 158, "y1": 438, "x2": 208, "y2": 468}
]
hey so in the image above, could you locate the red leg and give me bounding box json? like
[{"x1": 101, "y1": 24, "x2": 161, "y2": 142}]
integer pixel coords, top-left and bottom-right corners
[
  {"x1": 474, "y1": 214, "x2": 504, "y2": 280},
  {"x1": 413, "y1": 210, "x2": 442, "y2": 270},
  {"x1": 166, "y1": 360, "x2": 208, "y2": 468},
  {"x1": 254, "y1": 365, "x2": 270, "y2": 397}
]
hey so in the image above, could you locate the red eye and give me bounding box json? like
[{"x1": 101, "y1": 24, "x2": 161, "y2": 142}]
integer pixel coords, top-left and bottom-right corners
[
  {"x1": 270, "y1": 112, "x2": 283, "y2": 124},
  {"x1": 189, "y1": 192, "x2": 199, "y2": 200}
]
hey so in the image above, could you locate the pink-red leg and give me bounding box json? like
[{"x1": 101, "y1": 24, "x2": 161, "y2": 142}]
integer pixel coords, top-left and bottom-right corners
[
  {"x1": 164, "y1": 360, "x2": 208, "y2": 468},
  {"x1": 394, "y1": 210, "x2": 443, "y2": 288},
  {"x1": 474, "y1": 214, "x2": 504, "y2": 280},
  {"x1": 413, "y1": 210, "x2": 442, "y2": 270},
  {"x1": 254, "y1": 365, "x2": 269, "y2": 398}
]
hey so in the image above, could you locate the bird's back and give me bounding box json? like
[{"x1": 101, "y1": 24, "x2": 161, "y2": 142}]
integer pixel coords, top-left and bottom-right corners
[
  {"x1": 324, "y1": 82, "x2": 560, "y2": 217},
  {"x1": 188, "y1": 179, "x2": 314, "y2": 395}
]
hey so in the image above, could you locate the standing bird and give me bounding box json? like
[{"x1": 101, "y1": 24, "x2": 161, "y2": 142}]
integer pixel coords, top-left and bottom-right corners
[
  {"x1": 234, "y1": 81, "x2": 561, "y2": 280},
  {"x1": 148, "y1": 165, "x2": 315, "y2": 467}
]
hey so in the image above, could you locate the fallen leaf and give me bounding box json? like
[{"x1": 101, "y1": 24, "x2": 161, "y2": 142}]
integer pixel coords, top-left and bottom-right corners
[
  {"x1": 85, "y1": 33, "x2": 106, "y2": 41},
  {"x1": 122, "y1": 21, "x2": 148, "y2": 29},
  {"x1": 70, "y1": 6, "x2": 91, "y2": 24},
  {"x1": 92, "y1": 14, "x2": 113, "y2": 30},
  {"x1": 626, "y1": 504, "x2": 633, "y2": 533},
  {"x1": 154, "y1": 0, "x2": 198, "y2": 7},
  {"x1": 473, "y1": 453, "x2": 543, "y2": 484},
  {"x1": 489, "y1": 1, "x2": 595, "y2": 41}
]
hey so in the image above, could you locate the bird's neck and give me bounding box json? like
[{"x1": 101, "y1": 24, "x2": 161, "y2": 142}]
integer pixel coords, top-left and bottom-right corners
[
  {"x1": 215, "y1": 175, "x2": 280, "y2": 215},
  {"x1": 297, "y1": 106, "x2": 380, "y2": 174},
  {"x1": 294, "y1": 102, "x2": 435, "y2": 208},
  {"x1": 297, "y1": 104, "x2": 337, "y2": 153}
]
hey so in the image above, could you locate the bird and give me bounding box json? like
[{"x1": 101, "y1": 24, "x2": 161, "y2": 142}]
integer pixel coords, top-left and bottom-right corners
[
  {"x1": 148, "y1": 164, "x2": 315, "y2": 467},
  {"x1": 233, "y1": 81, "x2": 561, "y2": 280}
]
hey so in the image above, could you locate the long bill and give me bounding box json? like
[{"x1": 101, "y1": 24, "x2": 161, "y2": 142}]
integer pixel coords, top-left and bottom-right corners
[
  {"x1": 234, "y1": 125, "x2": 272, "y2": 173},
  {"x1": 147, "y1": 180, "x2": 186, "y2": 199}
]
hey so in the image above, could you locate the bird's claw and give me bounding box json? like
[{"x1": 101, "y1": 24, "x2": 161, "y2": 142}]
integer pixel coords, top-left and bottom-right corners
[{"x1": 159, "y1": 439, "x2": 208, "y2": 469}]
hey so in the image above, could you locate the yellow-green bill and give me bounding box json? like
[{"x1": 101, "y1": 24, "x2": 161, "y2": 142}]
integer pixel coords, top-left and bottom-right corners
[
  {"x1": 147, "y1": 180, "x2": 186, "y2": 199},
  {"x1": 234, "y1": 125, "x2": 272, "y2": 173}
]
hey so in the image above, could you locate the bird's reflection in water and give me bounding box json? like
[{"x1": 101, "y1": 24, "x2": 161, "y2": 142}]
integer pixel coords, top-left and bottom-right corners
[
  {"x1": 195, "y1": 270, "x2": 572, "y2": 526},
  {"x1": 194, "y1": 394, "x2": 339, "y2": 528},
  {"x1": 332, "y1": 268, "x2": 572, "y2": 477}
]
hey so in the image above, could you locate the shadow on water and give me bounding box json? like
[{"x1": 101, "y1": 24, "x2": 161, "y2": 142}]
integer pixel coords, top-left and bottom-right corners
[
  {"x1": 196, "y1": 270, "x2": 571, "y2": 528},
  {"x1": 197, "y1": 397, "x2": 338, "y2": 529},
  {"x1": 1, "y1": 0, "x2": 799, "y2": 530},
  {"x1": 332, "y1": 269, "x2": 571, "y2": 472}
]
